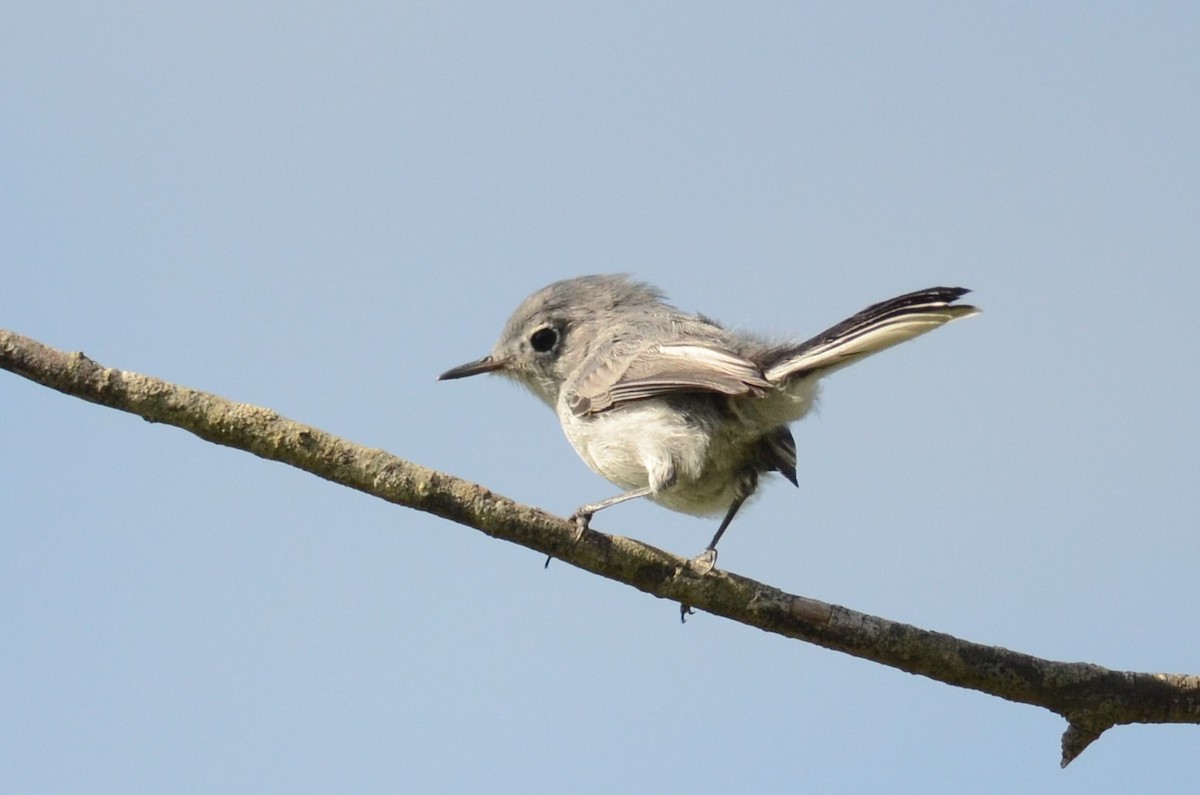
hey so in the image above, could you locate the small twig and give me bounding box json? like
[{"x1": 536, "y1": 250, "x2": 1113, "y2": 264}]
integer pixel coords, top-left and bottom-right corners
[{"x1": 3, "y1": 328, "x2": 1198, "y2": 766}]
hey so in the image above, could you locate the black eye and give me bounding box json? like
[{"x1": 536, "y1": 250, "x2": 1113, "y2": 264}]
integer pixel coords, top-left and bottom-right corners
[{"x1": 530, "y1": 326, "x2": 559, "y2": 353}]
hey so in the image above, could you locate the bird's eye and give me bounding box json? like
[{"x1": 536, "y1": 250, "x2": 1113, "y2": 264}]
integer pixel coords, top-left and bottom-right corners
[{"x1": 530, "y1": 327, "x2": 559, "y2": 353}]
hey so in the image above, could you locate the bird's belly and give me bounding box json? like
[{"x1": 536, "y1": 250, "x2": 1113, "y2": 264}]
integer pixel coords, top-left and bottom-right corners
[{"x1": 557, "y1": 401, "x2": 742, "y2": 516}]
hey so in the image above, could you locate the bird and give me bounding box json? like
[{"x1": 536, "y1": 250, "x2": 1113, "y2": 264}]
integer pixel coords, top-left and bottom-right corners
[{"x1": 439, "y1": 275, "x2": 978, "y2": 571}]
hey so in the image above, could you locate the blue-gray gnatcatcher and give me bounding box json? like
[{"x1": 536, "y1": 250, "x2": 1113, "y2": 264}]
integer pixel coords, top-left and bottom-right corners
[{"x1": 439, "y1": 275, "x2": 977, "y2": 569}]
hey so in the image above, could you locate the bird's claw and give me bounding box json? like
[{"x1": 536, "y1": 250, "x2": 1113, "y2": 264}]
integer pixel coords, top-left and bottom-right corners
[
  {"x1": 546, "y1": 510, "x2": 593, "y2": 569},
  {"x1": 673, "y1": 549, "x2": 718, "y2": 622},
  {"x1": 689, "y1": 547, "x2": 718, "y2": 575},
  {"x1": 568, "y1": 510, "x2": 593, "y2": 543}
]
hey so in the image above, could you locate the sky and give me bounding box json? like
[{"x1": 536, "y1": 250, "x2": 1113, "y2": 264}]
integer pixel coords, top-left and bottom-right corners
[{"x1": 3, "y1": 3, "x2": 1198, "y2": 792}]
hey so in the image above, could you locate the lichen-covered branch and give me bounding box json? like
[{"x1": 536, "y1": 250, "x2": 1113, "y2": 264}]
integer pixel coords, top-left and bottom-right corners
[{"x1": 3, "y1": 328, "x2": 1197, "y2": 766}]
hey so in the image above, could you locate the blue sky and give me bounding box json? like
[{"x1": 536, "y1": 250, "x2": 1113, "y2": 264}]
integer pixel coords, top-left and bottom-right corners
[{"x1": 3, "y1": 3, "x2": 1198, "y2": 792}]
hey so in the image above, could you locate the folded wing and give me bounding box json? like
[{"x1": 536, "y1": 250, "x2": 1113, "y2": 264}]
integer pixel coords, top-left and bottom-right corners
[{"x1": 569, "y1": 342, "x2": 771, "y2": 416}]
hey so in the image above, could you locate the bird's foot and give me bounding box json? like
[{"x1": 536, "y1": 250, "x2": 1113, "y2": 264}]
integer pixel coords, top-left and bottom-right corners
[
  {"x1": 546, "y1": 510, "x2": 593, "y2": 568},
  {"x1": 689, "y1": 547, "x2": 718, "y2": 575},
  {"x1": 673, "y1": 549, "x2": 718, "y2": 619},
  {"x1": 569, "y1": 510, "x2": 593, "y2": 543}
]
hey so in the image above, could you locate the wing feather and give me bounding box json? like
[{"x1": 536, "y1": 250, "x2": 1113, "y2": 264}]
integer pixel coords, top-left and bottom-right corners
[{"x1": 569, "y1": 343, "x2": 771, "y2": 416}]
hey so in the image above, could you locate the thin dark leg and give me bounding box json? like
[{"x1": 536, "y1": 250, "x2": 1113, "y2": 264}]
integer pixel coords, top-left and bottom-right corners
[
  {"x1": 695, "y1": 469, "x2": 758, "y2": 569},
  {"x1": 687, "y1": 494, "x2": 747, "y2": 576},
  {"x1": 705, "y1": 495, "x2": 746, "y2": 554},
  {"x1": 678, "y1": 497, "x2": 747, "y2": 621},
  {"x1": 678, "y1": 471, "x2": 759, "y2": 621}
]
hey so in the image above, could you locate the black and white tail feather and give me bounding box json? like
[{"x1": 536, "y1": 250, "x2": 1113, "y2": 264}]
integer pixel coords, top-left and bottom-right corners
[{"x1": 761, "y1": 287, "x2": 978, "y2": 384}]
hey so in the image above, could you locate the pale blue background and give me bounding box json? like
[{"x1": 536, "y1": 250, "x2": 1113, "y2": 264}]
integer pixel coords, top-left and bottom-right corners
[{"x1": 3, "y1": 3, "x2": 1198, "y2": 792}]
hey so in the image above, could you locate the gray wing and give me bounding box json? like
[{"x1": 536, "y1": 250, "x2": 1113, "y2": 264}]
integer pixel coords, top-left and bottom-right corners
[{"x1": 568, "y1": 342, "x2": 772, "y2": 416}]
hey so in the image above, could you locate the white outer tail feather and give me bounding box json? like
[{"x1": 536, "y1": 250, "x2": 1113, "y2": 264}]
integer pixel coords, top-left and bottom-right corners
[{"x1": 764, "y1": 288, "x2": 979, "y2": 383}]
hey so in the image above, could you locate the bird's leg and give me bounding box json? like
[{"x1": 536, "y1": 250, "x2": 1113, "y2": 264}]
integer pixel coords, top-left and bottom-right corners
[
  {"x1": 571, "y1": 460, "x2": 677, "y2": 540},
  {"x1": 689, "y1": 469, "x2": 759, "y2": 575},
  {"x1": 546, "y1": 486, "x2": 656, "y2": 569},
  {"x1": 678, "y1": 496, "x2": 747, "y2": 622},
  {"x1": 548, "y1": 466, "x2": 676, "y2": 568},
  {"x1": 570, "y1": 486, "x2": 656, "y2": 539},
  {"x1": 687, "y1": 496, "x2": 745, "y2": 576}
]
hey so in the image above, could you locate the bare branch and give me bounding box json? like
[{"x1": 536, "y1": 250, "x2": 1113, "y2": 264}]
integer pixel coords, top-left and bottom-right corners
[{"x1": 3, "y1": 328, "x2": 1198, "y2": 766}]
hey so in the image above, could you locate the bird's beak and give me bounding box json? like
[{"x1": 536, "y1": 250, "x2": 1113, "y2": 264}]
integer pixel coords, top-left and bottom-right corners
[{"x1": 437, "y1": 355, "x2": 507, "y2": 381}]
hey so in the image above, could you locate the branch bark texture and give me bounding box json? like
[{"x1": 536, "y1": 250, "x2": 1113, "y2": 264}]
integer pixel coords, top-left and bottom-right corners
[{"x1": 3, "y1": 328, "x2": 1197, "y2": 766}]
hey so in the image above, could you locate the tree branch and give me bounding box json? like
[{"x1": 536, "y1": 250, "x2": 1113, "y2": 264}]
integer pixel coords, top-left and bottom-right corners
[{"x1": 3, "y1": 328, "x2": 1197, "y2": 767}]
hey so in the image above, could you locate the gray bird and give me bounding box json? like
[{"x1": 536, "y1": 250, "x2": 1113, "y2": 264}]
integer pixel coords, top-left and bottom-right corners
[{"x1": 439, "y1": 275, "x2": 978, "y2": 570}]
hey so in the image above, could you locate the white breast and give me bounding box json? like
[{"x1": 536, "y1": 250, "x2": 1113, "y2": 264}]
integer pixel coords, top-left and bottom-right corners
[{"x1": 557, "y1": 399, "x2": 709, "y2": 491}]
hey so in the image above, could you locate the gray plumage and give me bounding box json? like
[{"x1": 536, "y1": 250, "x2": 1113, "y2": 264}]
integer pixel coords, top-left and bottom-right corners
[{"x1": 439, "y1": 274, "x2": 978, "y2": 568}]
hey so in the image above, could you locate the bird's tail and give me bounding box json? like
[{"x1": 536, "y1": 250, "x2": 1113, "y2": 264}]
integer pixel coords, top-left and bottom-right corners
[{"x1": 762, "y1": 287, "x2": 979, "y2": 383}]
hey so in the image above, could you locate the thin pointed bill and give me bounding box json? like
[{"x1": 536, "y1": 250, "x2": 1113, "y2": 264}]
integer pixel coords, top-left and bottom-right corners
[{"x1": 437, "y1": 356, "x2": 507, "y2": 380}]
